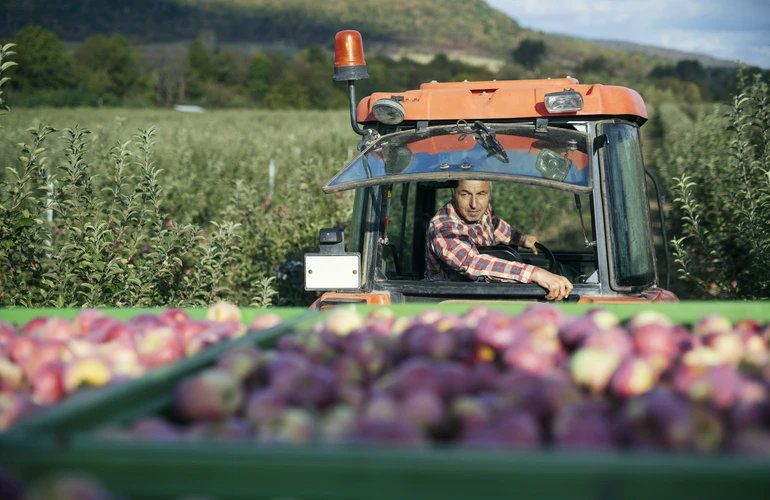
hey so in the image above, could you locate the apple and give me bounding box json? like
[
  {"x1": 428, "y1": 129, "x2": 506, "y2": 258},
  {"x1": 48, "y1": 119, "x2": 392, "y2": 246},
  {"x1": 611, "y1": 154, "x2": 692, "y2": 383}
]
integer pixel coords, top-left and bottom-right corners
[
  {"x1": 0, "y1": 357, "x2": 23, "y2": 391},
  {"x1": 320, "y1": 404, "x2": 358, "y2": 443},
  {"x1": 582, "y1": 326, "x2": 633, "y2": 359},
  {"x1": 175, "y1": 368, "x2": 243, "y2": 422},
  {"x1": 249, "y1": 312, "x2": 284, "y2": 332},
  {"x1": 559, "y1": 309, "x2": 618, "y2": 349},
  {"x1": 158, "y1": 308, "x2": 190, "y2": 326},
  {"x1": 31, "y1": 317, "x2": 77, "y2": 341},
  {"x1": 553, "y1": 399, "x2": 615, "y2": 451},
  {"x1": 625, "y1": 310, "x2": 673, "y2": 331},
  {"x1": 631, "y1": 323, "x2": 678, "y2": 374},
  {"x1": 692, "y1": 314, "x2": 732, "y2": 336},
  {"x1": 184, "y1": 327, "x2": 230, "y2": 357},
  {"x1": 216, "y1": 346, "x2": 263, "y2": 385},
  {"x1": 570, "y1": 347, "x2": 621, "y2": 394},
  {"x1": 389, "y1": 358, "x2": 441, "y2": 398},
  {"x1": 245, "y1": 388, "x2": 287, "y2": 429},
  {"x1": 174, "y1": 319, "x2": 214, "y2": 344},
  {"x1": 127, "y1": 313, "x2": 166, "y2": 334},
  {"x1": 63, "y1": 357, "x2": 112, "y2": 394},
  {"x1": 134, "y1": 326, "x2": 184, "y2": 368},
  {"x1": 452, "y1": 395, "x2": 494, "y2": 433},
  {"x1": 260, "y1": 408, "x2": 316, "y2": 445},
  {"x1": 399, "y1": 389, "x2": 445, "y2": 430},
  {"x1": 19, "y1": 341, "x2": 69, "y2": 379},
  {"x1": 206, "y1": 301, "x2": 242, "y2": 324},
  {"x1": 72, "y1": 308, "x2": 106, "y2": 337},
  {"x1": 29, "y1": 362, "x2": 65, "y2": 405},
  {"x1": 363, "y1": 392, "x2": 400, "y2": 422},
  {"x1": 286, "y1": 365, "x2": 337, "y2": 409},
  {"x1": 21, "y1": 316, "x2": 48, "y2": 336},
  {"x1": 324, "y1": 306, "x2": 365, "y2": 336},
  {"x1": 474, "y1": 313, "x2": 525, "y2": 351},
  {"x1": 7, "y1": 336, "x2": 36, "y2": 364},
  {"x1": 0, "y1": 393, "x2": 39, "y2": 431},
  {"x1": 610, "y1": 357, "x2": 656, "y2": 398},
  {"x1": 0, "y1": 321, "x2": 18, "y2": 345},
  {"x1": 131, "y1": 417, "x2": 184, "y2": 442},
  {"x1": 502, "y1": 340, "x2": 557, "y2": 376},
  {"x1": 701, "y1": 332, "x2": 744, "y2": 367}
]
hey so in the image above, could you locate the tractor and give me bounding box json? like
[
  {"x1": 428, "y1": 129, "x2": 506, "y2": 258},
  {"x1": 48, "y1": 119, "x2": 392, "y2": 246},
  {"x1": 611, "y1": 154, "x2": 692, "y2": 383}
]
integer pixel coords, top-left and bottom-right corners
[{"x1": 305, "y1": 30, "x2": 678, "y2": 309}]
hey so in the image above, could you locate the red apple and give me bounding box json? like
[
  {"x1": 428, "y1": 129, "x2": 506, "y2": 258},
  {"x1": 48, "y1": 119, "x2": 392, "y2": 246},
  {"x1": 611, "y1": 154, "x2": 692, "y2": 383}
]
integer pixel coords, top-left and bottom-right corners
[
  {"x1": 175, "y1": 368, "x2": 243, "y2": 421},
  {"x1": 134, "y1": 326, "x2": 184, "y2": 368},
  {"x1": 7, "y1": 336, "x2": 36, "y2": 364},
  {"x1": 19, "y1": 341, "x2": 69, "y2": 379},
  {"x1": 158, "y1": 308, "x2": 190, "y2": 326},
  {"x1": 0, "y1": 393, "x2": 39, "y2": 431},
  {"x1": 692, "y1": 314, "x2": 732, "y2": 336},
  {"x1": 31, "y1": 317, "x2": 77, "y2": 341},
  {"x1": 21, "y1": 316, "x2": 48, "y2": 336},
  {"x1": 582, "y1": 326, "x2": 633, "y2": 359},
  {"x1": 399, "y1": 389, "x2": 445, "y2": 430},
  {"x1": 249, "y1": 312, "x2": 284, "y2": 332},
  {"x1": 0, "y1": 320, "x2": 18, "y2": 345},
  {"x1": 610, "y1": 357, "x2": 656, "y2": 398},
  {"x1": 30, "y1": 362, "x2": 65, "y2": 405},
  {"x1": 503, "y1": 340, "x2": 557, "y2": 376},
  {"x1": 72, "y1": 308, "x2": 106, "y2": 337}
]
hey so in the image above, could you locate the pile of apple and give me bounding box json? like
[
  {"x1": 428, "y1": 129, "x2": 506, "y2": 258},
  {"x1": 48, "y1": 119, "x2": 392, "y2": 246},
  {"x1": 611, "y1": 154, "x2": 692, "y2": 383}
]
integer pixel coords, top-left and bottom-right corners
[
  {"x1": 0, "y1": 303, "x2": 284, "y2": 432},
  {"x1": 106, "y1": 304, "x2": 770, "y2": 455}
]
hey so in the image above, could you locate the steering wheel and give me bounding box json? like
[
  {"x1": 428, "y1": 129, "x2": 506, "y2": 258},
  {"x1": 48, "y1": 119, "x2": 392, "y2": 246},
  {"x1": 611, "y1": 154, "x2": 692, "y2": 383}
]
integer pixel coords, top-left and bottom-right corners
[
  {"x1": 531, "y1": 242, "x2": 557, "y2": 273},
  {"x1": 477, "y1": 242, "x2": 557, "y2": 273}
]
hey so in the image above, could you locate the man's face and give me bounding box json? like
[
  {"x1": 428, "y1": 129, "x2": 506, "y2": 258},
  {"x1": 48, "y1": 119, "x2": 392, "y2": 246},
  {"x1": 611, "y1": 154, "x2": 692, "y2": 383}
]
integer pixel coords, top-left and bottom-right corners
[{"x1": 452, "y1": 180, "x2": 491, "y2": 223}]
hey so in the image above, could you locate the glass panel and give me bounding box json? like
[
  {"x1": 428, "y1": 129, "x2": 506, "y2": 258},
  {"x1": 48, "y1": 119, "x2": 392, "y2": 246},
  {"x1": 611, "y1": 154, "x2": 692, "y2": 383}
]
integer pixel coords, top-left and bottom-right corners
[
  {"x1": 385, "y1": 181, "x2": 598, "y2": 283},
  {"x1": 600, "y1": 122, "x2": 656, "y2": 287},
  {"x1": 325, "y1": 124, "x2": 591, "y2": 192}
]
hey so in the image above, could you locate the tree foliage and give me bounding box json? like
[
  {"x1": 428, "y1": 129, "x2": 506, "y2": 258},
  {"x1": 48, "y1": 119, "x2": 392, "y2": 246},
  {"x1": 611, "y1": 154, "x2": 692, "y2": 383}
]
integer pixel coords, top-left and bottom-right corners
[{"x1": 652, "y1": 70, "x2": 770, "y2": 298}]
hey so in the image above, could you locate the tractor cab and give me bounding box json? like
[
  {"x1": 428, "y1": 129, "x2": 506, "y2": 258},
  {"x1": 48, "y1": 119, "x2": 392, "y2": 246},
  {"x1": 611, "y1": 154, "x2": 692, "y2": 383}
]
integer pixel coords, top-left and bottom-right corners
[{"x1": 305, "y1": 30, "x2": 678, "y2": 309}]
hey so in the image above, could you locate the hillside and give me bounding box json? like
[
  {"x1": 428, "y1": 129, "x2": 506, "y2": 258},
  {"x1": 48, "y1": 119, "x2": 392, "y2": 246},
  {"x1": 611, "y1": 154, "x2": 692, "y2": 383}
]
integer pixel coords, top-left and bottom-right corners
[
  {"x1": 0, "y1": 0, "x2": 740, "y2": 81},
  {"x1": 0, "y1": 0, "x2": 524, "y2": 56}
]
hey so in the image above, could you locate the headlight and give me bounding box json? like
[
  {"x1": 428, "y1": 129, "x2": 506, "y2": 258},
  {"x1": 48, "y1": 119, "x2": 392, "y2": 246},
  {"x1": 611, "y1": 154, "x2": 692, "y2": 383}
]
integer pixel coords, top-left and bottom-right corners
[{"x1": 544, "y1": 90, "x2": 584, "y2": 113}]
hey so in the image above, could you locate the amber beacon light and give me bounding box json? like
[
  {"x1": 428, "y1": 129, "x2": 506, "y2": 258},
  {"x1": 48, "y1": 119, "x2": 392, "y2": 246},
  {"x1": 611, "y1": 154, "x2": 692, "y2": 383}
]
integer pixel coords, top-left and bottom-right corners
[{"x1": 333, "y1": 30, "x2": 369, "y2": 81}]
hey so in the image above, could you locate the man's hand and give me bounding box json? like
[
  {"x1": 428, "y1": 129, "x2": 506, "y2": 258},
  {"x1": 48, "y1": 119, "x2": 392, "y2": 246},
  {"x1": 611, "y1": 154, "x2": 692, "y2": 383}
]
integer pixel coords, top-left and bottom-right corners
[
  {"x1": 522, "y1": 234, "x2": 539, "y2": 255},
  {"x1": 531, "y1": 268, "x2": 573, "y2": 301}
]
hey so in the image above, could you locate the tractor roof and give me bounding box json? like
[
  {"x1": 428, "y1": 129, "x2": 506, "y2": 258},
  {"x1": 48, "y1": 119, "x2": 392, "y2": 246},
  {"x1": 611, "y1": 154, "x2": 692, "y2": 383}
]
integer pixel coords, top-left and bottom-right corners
[{"x1": 356, "y1": 77, "x2": 647, "y2": 124}]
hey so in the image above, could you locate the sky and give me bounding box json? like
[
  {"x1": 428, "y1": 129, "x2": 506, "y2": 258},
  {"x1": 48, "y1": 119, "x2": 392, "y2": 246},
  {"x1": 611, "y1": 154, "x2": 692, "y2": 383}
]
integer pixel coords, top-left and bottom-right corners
[{"x1": 485, "y1": 0, "x2": 770, "y2": 69}]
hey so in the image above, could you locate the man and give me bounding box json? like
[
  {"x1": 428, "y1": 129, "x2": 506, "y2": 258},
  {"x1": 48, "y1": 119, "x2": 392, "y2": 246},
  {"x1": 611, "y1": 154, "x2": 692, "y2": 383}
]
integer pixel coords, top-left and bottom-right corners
[{"x1": 425, "y1": 180, "x2": 573, "y2": 301}]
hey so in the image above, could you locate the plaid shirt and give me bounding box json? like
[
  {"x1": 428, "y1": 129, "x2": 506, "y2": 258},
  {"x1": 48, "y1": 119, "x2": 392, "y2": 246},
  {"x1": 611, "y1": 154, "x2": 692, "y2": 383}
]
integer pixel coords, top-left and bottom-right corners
[{"x1": 425, "y1": 201, "x2": 536, "y2": 282}]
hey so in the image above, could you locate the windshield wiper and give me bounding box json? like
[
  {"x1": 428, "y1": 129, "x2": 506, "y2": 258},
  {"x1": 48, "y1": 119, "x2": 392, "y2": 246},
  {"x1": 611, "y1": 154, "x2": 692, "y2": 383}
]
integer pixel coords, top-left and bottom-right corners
[{"x1": 453, "y1": 120, "x2": 510, "y2": 163}]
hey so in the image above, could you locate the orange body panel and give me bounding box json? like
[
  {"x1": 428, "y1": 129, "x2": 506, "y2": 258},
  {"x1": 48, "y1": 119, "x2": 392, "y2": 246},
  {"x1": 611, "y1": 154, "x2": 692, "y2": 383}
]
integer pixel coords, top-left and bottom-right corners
[
  {"x1": 357, "y1": 78, "x2": 647, "y2": 123},
  {"x1": 310, "y1": 292, "x2": 391, "y2": 311}
]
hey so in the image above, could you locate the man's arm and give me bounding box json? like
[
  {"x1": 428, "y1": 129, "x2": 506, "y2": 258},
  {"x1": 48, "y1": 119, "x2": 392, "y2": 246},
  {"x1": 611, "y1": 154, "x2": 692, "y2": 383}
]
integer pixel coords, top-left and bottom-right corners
[{"x1": 430, "y1": 223, "x2": 536, "y2": 283}]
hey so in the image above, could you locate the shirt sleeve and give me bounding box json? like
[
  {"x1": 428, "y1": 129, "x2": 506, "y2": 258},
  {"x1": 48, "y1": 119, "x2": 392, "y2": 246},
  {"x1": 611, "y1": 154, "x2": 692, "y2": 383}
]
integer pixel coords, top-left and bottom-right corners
[
  {"x1": 429, "y1": 222, "x2": 536, "y2": 283},
  {"x1": 490, "y1": 209, "x2": 527, "y2": 246}
]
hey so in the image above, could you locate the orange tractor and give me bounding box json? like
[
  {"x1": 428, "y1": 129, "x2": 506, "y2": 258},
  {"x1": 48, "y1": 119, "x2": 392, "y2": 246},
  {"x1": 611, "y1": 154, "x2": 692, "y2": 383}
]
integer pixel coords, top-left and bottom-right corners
[{"x1": 305, "y1": 30, "x2": 677, "y2": 309}]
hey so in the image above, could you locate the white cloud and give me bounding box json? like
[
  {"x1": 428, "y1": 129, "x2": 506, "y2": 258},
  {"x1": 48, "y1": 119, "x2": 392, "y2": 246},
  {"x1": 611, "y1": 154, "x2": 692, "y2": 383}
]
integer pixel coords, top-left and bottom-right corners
[{"x1": 485, "y1": 0, "x2": 770, "y2": 68}]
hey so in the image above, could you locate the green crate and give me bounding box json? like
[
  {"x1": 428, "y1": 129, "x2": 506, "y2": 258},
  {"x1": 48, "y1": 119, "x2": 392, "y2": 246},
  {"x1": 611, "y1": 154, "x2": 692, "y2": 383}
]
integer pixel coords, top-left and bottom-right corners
[
  {"x1": 1, "y1": 302, "x2": 770, "y2": 500},
  {"x1": 0, "y1": 307, "x2": 317, "y2": 438}
]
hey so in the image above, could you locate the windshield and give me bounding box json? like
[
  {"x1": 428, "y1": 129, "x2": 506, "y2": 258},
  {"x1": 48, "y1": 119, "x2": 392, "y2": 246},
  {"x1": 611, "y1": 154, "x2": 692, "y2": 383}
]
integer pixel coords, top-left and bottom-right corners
[{"x1": 323, "y1": 123, "x2": 591, "y2": 193}]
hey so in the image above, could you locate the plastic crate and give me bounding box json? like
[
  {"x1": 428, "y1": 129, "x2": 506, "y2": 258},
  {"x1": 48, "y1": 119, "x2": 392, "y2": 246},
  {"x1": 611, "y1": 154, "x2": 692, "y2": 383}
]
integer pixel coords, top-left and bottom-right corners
[{"x1": 1, "y1": 302, "x2": 770, "y2": 500}]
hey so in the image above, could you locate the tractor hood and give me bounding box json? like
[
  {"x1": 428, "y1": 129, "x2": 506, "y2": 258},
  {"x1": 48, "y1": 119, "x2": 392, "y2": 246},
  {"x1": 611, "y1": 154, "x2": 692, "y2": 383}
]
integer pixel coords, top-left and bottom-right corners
[{"x1": 322, "y1": 123, "x2": 592, "y2": 194}]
